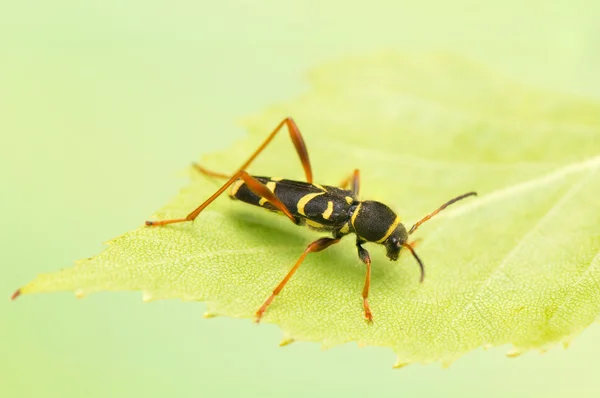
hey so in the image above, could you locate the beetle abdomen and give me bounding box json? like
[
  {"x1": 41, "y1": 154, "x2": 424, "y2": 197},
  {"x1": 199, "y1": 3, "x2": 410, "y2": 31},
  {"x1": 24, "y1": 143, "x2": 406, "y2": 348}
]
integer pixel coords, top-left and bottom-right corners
[{"x1": 229, "y1": 176, "x2": 353, "y2": 228}]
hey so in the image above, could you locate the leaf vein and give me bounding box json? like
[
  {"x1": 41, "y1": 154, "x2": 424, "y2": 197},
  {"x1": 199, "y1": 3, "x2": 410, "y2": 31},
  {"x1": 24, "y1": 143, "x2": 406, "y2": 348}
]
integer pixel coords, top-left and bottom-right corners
[
  {"x1": 547, "y1": 249, "x2": 600, "y2": 327},
  {"x1": 440, "y1": 169, "x2": 592, "y2": 338}
]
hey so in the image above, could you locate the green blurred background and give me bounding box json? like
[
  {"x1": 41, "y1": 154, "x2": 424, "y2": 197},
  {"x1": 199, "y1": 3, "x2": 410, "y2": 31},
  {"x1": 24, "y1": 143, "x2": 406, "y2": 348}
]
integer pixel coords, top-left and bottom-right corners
[{"x1": 2, "y1": 1, "x2": 600, "y2": 397}]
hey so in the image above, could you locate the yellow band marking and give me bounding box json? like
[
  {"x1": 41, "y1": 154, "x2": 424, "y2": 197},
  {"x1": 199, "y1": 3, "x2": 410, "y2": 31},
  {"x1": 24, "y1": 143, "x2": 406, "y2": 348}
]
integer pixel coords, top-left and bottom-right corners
[
  {"x1": 271, "y1": 177, "x2": 283, "y2": 181},
  {"x1": 297, "y1": 192, "x2": 325, "y2": 216},
  {"x1": 312, "y1": 183, "x2": 326, "y2": 191},
  {"x1": 339, "y1": 222, "x2": 350, "y2": 234},
  {"x1": 306, "y1": 219, "x2": 324, "y2": 229},
  {"x1": 376, "y1": 215, "x2": 401, "y2": 243},
  {"x1": 345, "y1": 196, "x2": 353, "y2": 204},
  {"x1": 322, "y1": 201, "x2": 334, "y2": 220},
  {"x1": 229, "y1": 179, "x2": 245, "y2": 198},
  {"x1": 350, "y1": 203, "x2": 362, "y2": 226},
  {"x1": 259, "y1": 181, "x2": 278, "y2": 206}
]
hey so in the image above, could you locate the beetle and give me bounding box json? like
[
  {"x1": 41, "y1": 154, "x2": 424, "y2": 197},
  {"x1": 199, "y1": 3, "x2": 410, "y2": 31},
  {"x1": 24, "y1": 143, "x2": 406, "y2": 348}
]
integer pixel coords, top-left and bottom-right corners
[{"x1": 146, "y1": 118, "x2": 476, "y2": 322}]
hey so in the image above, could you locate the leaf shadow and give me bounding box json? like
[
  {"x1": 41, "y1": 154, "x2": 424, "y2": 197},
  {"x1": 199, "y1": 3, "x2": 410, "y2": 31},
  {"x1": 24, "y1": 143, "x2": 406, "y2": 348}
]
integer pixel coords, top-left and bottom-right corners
[{"x1": 223, "y1": 207, "x2": 411, "y2": 288}]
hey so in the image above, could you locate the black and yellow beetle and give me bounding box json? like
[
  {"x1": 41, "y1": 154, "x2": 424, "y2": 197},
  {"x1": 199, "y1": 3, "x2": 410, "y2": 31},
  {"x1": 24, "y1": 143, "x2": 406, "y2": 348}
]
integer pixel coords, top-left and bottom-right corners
[{"x1": 146, "y1": 118, "x2": 476, "y2": 322}]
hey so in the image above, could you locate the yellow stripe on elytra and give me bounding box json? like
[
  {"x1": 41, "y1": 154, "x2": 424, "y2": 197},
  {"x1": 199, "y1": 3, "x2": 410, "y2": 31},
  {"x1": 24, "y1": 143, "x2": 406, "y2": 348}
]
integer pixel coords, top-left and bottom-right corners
[
  {"x1": 312, "y1": 183, "x2": 326, "y2": 191},
  {"x1": 306, "y1": 220, "x2": 324, "y2": 229},
  {"x1": 297, "y1": 192, "x2": 325, "y2": 216},
  {"x1": 259, "y1": 181, "x2": 278, "y2": 206},
  {"x1": 350, "y1": 202, "x2": 362, "y2": 226},
  {"x1": 229, "y1": 179, "x2": 245, "y2": 197},
  {"x1": 345, "y1": 196, "x2": 353, "y2": 204},
  {"x1": 339, "y1": 222, "x2": 350, "y2": 234},
  {"x1": 270, "y1": 177, "x2": 283, "y2": 181},
  {"x1": 376, "y1": 215, "x2": 401, "y2": 243},
  {"x1": 322, "y1": 201, "x2": 334, "y2": 220}
]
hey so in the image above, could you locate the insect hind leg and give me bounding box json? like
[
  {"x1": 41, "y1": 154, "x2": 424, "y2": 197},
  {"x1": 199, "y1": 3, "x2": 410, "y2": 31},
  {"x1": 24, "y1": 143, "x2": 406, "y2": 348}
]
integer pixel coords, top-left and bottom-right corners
[
  {"x1": 193, "y1": 163, "x2": 230, "y2": 179},
  {"x1": 196, "y1": 117, "x2": 314, "y2": 183},
  {"x1": 146, "y1": 170, "x2": 299, "y2": 226}
]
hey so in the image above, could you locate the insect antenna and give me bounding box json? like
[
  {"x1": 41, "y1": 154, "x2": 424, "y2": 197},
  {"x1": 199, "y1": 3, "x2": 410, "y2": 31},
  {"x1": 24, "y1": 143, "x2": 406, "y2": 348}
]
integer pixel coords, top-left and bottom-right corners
[
  {"x1": 402, "y1": 242, "x2": 425, "y2": 283},
  {"x1": 408, "y1": 191, "x2": 477, "y2": 235}
]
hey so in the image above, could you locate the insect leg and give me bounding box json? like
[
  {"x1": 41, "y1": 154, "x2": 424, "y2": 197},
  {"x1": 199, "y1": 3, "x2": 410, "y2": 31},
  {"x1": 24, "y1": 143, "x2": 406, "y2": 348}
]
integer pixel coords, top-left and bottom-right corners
[
  {"x1": 356, "y1": 241, "x2": 373, "y2": 323},
  {"x1": 192, "y1": 118, "x2": 313, "y2": 182},
  {"x1": 146, "y1": 170, "x2": 298, "y2": 226},
  {"x1": 192, "y1": 163, "x2": 230, "y2": 179},
  {"x1": 255, "y1": 237, "x2": 340, "y2": 322},
  {"x1": 240, "y1": 117, "x2": 313, "y2": 182},
  {"x1": 338, "y1": 169, "x2": 361, "y2": 197}
]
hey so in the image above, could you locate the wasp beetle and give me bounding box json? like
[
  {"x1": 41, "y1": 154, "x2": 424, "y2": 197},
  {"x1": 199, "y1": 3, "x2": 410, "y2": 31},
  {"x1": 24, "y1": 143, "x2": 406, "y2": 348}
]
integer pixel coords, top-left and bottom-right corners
[{"x1": 146, "y1": 118, "x2": 476, "y2": 322}]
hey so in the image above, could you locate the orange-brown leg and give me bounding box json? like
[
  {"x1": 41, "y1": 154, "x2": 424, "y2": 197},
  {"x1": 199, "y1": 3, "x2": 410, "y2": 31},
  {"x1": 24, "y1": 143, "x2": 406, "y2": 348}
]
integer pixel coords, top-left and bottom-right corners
[
  {"x1": 339, "y1": 169, "x2": 361, "y2": 197},
  {"x1": 146, "y1": 170, "x2": 298, "y2": 226},
  {"x1": 193, "y1": 117, "x2": 313, "y2": 183},
  {"x1": 193, "y1": 163, "x2": 230, "y2": 179},
  {"x1": 148, "y1": 118, "x2": 313, "y2": 226},
  {"x1": 356, "y1": 242, "x2": 373, "y2": 323},
  {"x1": 241, "y1": 117, "x2": 313, "y2": 182},
  {"x1": 255, "y1": 237, "x2": 340, "y2": 322}
]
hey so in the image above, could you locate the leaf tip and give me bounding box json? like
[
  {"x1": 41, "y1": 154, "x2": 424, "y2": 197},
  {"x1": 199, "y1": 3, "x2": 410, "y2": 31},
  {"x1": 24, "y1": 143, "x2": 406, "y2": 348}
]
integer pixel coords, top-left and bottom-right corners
[
  {"x1": 279, "y1": 337, "x2": 295, "y2": 347},
  {"x1": 506, "y1": 348, "x2": 523, "y2": 358},
  {"x1": 10, "y1": 288, "x2": 21, "y2": 301}
]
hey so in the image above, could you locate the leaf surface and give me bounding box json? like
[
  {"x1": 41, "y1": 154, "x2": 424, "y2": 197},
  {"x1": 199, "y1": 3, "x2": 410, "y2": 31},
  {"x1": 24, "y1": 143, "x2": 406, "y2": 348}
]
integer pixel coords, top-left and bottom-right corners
[{"x1": 18, "y1": 53, "x2": 600, "y2": 366}]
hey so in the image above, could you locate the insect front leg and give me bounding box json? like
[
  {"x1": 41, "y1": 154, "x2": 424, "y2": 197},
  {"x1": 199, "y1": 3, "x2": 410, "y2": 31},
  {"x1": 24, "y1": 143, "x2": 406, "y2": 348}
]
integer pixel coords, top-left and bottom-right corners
[
  {"x1": 356, "y1": 240, "x2": 373, "y2": 323},
  {"x1": 339, "y1": 169, "x2": 361, "y2": 197}
]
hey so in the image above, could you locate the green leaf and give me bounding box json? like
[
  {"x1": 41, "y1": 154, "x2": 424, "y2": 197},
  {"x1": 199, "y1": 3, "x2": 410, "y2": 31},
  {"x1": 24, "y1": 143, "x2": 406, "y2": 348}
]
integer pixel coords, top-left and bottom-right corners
[{"x1": 16, "y1": 53, "x2": 600, "y2": 366}]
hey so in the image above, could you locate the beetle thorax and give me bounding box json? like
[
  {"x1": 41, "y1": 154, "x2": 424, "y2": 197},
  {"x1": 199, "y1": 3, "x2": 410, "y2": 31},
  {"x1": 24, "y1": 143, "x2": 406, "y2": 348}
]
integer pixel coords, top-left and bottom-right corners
[{"x1": 350, "y1": 200, "x2": 402, "y2": 244}]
